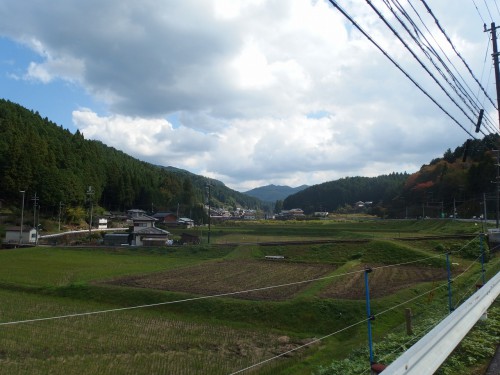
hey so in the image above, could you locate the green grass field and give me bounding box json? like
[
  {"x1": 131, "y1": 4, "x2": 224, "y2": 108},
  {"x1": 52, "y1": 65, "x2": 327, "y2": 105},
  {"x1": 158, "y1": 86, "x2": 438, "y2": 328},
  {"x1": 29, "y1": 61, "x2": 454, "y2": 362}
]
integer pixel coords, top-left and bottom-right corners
[{"x1": 0, "y1": 219, "x2": 498, "y2": 374}]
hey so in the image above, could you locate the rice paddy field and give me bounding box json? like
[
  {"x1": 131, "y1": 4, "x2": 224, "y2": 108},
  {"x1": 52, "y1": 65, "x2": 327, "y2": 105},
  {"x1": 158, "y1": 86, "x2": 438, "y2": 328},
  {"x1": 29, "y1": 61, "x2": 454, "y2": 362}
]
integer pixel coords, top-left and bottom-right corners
[{"x1": 0, "y1": 219, "x2": 498, "y2": 374}]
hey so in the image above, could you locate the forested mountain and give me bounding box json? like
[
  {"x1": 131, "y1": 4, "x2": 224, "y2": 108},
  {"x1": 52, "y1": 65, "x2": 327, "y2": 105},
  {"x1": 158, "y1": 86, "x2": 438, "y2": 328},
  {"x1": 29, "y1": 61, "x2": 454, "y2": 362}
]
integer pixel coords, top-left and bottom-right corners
[
  {"x1": 162, "y1": 166, "x2": 261, "y2": 210},
  {"x1": 284, "y1": 173, "x2": 409, "y2": 214},
  {"x1": 3, "y1": 99, "x2": 497, "y2": 222},
  {"x1": 393, "y1": 134, "x2": 499, "y2": 218},
  {"x1": 244, "y1": 184, "x2": 309, "y2": 202},
  {"x1": 283, "y1": 134, "x2": 500, "y2": 218},
  {"x1": 0, "y1": 99, "x2": 261, "y2": 220}
]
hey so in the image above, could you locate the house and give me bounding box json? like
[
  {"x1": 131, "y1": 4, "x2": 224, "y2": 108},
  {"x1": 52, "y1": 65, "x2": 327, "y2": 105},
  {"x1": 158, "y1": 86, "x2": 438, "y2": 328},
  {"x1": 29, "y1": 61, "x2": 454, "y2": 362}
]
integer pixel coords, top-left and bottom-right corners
[
  {"x1": 152, "y1": 212, "x2": 178, "y2": 224},
  {"x1": 127, "y1": 209, "x2": 147, "y2": 218},
  {"x1": 177, "y1": 217, "x2": 194, "y2": 228},
  {"x1": 130, "y1": 213, "x2": 170, "y2": 246},
  {"x1": 243, "y1": 212, "x2": 256, "y2": 220},
  {"x1": 98, "y1": 218, "x2": 108, "y2": 229},
  {"x1": 276, "y1": 208, "x2": 305, "y2": 220},
  {"x1": 3, "y1": 226, "x2": 38, "y2": 244}
]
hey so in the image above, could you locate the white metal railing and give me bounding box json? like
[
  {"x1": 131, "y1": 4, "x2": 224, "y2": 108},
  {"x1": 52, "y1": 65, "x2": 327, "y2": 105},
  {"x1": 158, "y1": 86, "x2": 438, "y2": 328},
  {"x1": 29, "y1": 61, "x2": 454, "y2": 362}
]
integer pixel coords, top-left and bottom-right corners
[{"x1": 381, "y1": 270, "x2": 500, "y2": 374}]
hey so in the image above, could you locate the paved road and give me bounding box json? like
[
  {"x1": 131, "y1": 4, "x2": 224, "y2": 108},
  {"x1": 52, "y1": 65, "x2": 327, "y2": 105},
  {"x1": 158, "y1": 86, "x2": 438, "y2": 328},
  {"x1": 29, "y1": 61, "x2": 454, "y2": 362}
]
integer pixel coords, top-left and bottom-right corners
[{"x1": 486, "y1": 345, "x2": 500, "y2": 375}]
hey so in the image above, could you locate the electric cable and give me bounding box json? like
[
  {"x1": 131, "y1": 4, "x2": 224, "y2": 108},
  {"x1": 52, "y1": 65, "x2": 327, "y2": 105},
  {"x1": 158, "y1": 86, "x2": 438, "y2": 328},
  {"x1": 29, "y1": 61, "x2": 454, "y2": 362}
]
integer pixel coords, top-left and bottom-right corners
[
  {"x1": 495, "y1": 0, "x2": 500, "y2": 20},
  {"x1": 482, "y1": 0, "x2": 494, "y2": 22},
  {"x1": 470, "y1": 0, "x2": 487, "y2": 24},
  {"x1": 421, "y1": 0, "x2": 497, "y2": 111},
  {"x1": 387, "y1": 0, "x2": 489, "y2": 132},
  {"x1": 228, "y1": 317, "x2": 368, "y2": 375},
  {"x1": 367, "y1": 0, "x2": 486, "y2": 136},
  {"x1": 328, "y1": 0, "x2": 477, "y2": 139},
  {"x1": 398, "y1": 0, "x2": 496, "y2": 133},
  {"x1": 0, "y1": 268, "x2": 366, "y2": 326},
  {"x1": 454, "y1": 271, "x2": 485, "y2": 309}
]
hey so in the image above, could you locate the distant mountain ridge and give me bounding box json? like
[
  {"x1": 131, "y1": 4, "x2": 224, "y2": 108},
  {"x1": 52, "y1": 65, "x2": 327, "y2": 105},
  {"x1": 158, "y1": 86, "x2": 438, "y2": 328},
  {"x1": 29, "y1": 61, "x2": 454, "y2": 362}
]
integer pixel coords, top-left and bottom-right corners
[{"x1": 244, "y1": 184, "x2": 308, "y2": 202}]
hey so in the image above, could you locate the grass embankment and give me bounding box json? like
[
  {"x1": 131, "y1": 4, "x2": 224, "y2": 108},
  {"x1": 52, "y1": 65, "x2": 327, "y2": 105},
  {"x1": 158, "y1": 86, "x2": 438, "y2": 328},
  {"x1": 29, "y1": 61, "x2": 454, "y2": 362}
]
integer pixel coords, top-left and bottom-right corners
[
  {"x1": 187, "y1": 218, "x2": 484, "y2": 244},
  {"x1": 0, "y1": 219, "x2": 497, "y2": 374}
]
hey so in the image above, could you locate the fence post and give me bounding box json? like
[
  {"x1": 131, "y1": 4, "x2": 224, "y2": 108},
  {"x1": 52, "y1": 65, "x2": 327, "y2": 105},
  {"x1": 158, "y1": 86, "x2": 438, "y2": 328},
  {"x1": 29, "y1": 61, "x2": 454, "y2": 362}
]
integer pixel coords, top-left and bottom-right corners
[
  {"x1": 364, "y1": 267, "x2": 374, "y2": 365},
  {"x1": 446, "y1": 252, "x2": 453, "y2": 313},
  {"x1": 480, "y1": 233, "x2": 486, "y2": 285},
  {"x1": 405, "y1": 308, "x2": 413, "y2": 335}
]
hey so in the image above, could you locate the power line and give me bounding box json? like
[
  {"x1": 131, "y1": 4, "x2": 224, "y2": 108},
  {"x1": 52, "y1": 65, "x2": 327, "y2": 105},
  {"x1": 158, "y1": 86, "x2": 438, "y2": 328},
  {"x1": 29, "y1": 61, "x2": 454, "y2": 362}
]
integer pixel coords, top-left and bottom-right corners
[
  {"x1": 420, "y1": 0, "x2": 497, "y2": 111},
  {"x1": 378, "y1": 0, "x2": 486, "y2": 135},
  {"x1": 470, "y1": 0, "x2": 487, "y2": 24},
  {"x1": 228, "y1": 317, "x2": 368, "y2": 375},
  {"x1": 0, "y1": 268, "x2": 365, "y2": 326},
  {"x1": 401, "y1": 0, "x2": 498, "y2": 134},
  {"x1": 0, "y1": 238, "x2": 482, "y2": 328},
  {"x1": 328, "y1": 0, "x2": 477, "y2": 139},
  {"x1": 495, "y1": 0, "x2": 500, "y2": 20},
  {"x1": 482, "y1": 0, "x2": 494, "y2": 22}
]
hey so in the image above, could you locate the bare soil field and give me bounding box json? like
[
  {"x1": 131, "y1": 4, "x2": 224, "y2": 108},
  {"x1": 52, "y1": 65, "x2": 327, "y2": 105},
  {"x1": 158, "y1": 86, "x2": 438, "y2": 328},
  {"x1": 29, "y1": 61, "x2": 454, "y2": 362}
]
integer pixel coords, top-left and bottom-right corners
[
  {"x1": 319, "y1": 265, "x2": 449, "y2": 299},
  {"x1": 104, "y1": 259, "x2": 337, "y2": 301}
]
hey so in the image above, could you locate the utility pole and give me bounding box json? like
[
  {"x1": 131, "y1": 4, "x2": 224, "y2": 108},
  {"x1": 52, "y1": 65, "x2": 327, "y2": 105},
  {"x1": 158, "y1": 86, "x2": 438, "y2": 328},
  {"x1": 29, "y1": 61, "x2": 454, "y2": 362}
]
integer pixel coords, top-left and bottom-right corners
[
  {"x1": 87, "y1": 186, "x2": 94, "y2": 236},
  {"x1": 58, "y1": 201, "x2": 64, "y2": 232},
  {"x1": 485, "y1": 23, "x2": 500, "y2": 130},
  {"x1": 19, "y1": 190, "x2": 25, "y2": 244},
  {"x1": 483, "y1": 193, "x2": 488, "y2": 222},
  {"x1": 497, "y1": 151, "x2": 499, "y2": 229},
  {"x1": 31, "y1": 193, "x2": 39, "y2": 245},
  {"x1": 486, "y1": 23, "x2": 500, "y2": 227},
  {"x1": 206, "y1": 183, "x2": 212, "y2": 244}
]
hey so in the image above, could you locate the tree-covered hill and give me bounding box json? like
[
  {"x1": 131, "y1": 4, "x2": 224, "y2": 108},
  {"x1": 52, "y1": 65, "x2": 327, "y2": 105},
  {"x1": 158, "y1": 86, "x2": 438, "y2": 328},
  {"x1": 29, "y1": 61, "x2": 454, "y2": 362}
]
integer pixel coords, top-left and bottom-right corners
[
  {"x1": 283, "y1": 134, "x2": 500, "y2": 218},
  {"x1": 162, "y1": 166, "x2": 261, "y2": 210},
  {"x1": 244, "y1": 184, "x2": 309, "y2": 202},
  {"x1": 283, "y1": 173, "x2": 409, "y2": 214},
  {"x1": 0, "y1": 99, "x2": 261, "y2": 219}
]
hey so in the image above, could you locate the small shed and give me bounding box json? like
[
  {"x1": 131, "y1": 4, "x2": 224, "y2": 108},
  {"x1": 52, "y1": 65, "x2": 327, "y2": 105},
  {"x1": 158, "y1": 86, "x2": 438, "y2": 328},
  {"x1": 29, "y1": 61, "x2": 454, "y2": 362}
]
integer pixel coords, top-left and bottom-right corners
[
  {"x1": 3, "y1": 226, "x2": 37, "y2": 244},
  {"x1": 103, "y1": 233, "x2": 131, "y2": 246}
]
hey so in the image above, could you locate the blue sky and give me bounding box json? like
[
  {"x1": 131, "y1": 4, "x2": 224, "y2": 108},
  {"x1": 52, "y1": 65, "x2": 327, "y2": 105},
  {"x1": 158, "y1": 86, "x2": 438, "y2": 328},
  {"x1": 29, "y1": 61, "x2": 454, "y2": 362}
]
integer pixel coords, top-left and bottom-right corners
[
  {"x1": 0, "y1": 1, "x2": 496, "y2": 191},
  {"x1": 0, "y1": 37, "x2": 99, "y2": 129}
]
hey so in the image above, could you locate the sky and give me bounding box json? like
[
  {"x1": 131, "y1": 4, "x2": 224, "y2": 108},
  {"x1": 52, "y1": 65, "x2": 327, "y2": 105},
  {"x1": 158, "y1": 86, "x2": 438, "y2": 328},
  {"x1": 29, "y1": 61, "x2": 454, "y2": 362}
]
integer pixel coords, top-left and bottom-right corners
[{"x1": 0, "y1": 0, "x2": 498, "y2": 192}]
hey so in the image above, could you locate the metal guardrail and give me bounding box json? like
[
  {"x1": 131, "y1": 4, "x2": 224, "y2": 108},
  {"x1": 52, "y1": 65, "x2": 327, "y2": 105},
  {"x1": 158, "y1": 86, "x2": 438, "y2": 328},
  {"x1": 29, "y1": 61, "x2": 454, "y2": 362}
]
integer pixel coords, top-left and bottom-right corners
[
  {"x1": 39, "y1": 227, "x2": 128, "y2": 239},
  {"x1": 382, "y1": 271, "x2": 500, "y2": 374}
]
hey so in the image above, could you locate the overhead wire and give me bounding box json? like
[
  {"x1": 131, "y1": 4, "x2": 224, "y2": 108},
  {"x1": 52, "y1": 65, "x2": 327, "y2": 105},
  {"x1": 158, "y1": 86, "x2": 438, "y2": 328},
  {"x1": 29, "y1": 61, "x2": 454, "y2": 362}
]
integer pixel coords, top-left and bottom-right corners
[
  {"x1": 454, "y1": 271, "x2": 485, "y2": 309},
  {"x1": 230, "y1": 259, "x2": 481, "y2": 374},
  {"x1": 0, "y1": 249, "x2": 448, "y2": 327},
  {"x1": 327, "y1": 0, "x2": 477, "y2": 139},
  {"x1": 378, "y1": 0, "x2": 490, "y2": 137},
  {"x1": 482, "y1": 0, "x2": 494, "y2": 22},
  {"x1": 392, "y1": 0, "x2": 485, "y2": 115},
  {"x1": 0, "y1": 243, "x2": 492, "y2": 375},
  {"x1": 0, "y1": 268, "x2": 367, "y2": 326},
  {"x1": 366, "y1": 0, "x2": 486, "y2": 137},
  {"x1": 470, "y1": 0, "x2": 487, "y2": 24},
  {"x1": 495, "y1": 0, "x2": 500, "y2": 20},
  {"x1": 228, "y1": 317, "x2": 368, "y2": 375},
  {"x1": 420, "y1": 0, "x2": 498, "y2": 111},
  {"x1": 402, "y1": 0, "x2": 498, "y2": 134}
]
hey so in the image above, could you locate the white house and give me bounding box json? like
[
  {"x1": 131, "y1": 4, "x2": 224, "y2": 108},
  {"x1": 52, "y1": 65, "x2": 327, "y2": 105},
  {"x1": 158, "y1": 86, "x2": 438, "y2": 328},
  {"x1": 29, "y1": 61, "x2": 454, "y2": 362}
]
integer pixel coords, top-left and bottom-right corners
[
  {"x1": 130, "y1": 213, "x2": 171, "y2": 246},
  {"x1": 98, "y1": 218, "x2": 108, "y2": 229}
]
